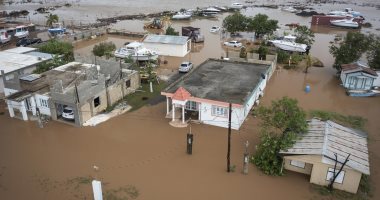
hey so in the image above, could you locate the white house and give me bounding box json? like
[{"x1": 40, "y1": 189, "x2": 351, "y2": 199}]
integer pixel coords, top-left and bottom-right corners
[
  {"x1": 340, "y1": 63, "x2": 378, "y2": 90},
  {"x1": 0, "y1": 47, "x2": 53, "y2": 95},
  {"x1": 161, "y1": 58, "x2": 276, "y2": 130},
  {"x1": 142, "y1": 34, "x2": 191, "y2": 57}
]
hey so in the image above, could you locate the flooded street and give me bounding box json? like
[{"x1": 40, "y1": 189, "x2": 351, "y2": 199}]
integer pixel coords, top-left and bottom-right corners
[{"x1": 1, "y1": 0, "x2": 380, "y2": 199}]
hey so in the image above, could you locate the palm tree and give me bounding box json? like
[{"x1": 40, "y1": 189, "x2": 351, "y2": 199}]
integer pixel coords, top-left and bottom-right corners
[{"x1": 45, "y1": 13, "x2": 59, "y2": 27}]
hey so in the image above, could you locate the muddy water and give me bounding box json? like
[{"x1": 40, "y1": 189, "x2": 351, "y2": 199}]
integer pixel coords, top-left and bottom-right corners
[{"x1": 1, "y1": 0, "x2": 380, "y2": 200}]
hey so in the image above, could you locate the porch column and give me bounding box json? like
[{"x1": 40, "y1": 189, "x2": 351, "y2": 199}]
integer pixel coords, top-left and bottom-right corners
[
  {"x1": 30, "y1": 96, "x2": 36, "y2": 116},
  {"x1": 7, "y1": 100, "x2": 15, "y2": 117},
  {"x1": 166, "y1": 97, "x2": 169, "y2": 115},
  {"x1": 172, "y1": 103, "x2": 175, "y2": 122},
  {"x1": 198, "y1": 103, "x2": 201, "y2": 121},
  {"x1": 20, "y1": 101, "x2": 28, "y2": 121},
  {"x1": 182, "y1": 105, "x2": 185, "y2": 124}
]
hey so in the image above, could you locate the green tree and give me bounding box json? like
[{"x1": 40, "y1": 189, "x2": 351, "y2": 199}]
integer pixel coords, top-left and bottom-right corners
[
  {"x1": 257, "y1": 45, "x2": 268, "y2": 60},
  {"x1": 222, "y1": 12, "x2": 247, "y2": 34},
  {"x1": 45, "y1": 13, "x2": 59, "y2": 27},
  {"x1": 294, "y1": 25, "x2": 315, "y2": 46},
  {"x1": 165, "y1": 26, "x2": 179, "y2": 36},
  {"x1": 330, "y1": 32, "x2": 370, "y2": 72},
  {"x1": 367, "y1": 35, "x2": 380, "y2": 69},
  {"x1": 251, "y1": 97, "x2": 307, "y2": 175},
  {"x1": 247, "y1": 14, "x2": 278, "y2": 38},
  {"x1": 38, "y1": 39, "x2": 74, "y2": 62},
  {"x1": 92, "y1": 42, "x2": 116, "y2": 59}
]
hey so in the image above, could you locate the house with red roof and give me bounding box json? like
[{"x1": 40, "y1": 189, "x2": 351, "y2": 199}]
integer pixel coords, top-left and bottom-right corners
[{"x1": 161, "y1": 58, "x2": 276, "y2": 129}]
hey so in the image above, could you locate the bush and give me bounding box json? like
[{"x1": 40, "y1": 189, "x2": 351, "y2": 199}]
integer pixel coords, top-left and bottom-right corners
[
  {"x1": 165, "y1": 26, "x2": 179, "y2": 36},
  {"x1": 38, "y1": 40, "x2": 74, "y2": 62},
  {"x1": 277, "y1": 50, "x2": 290, "y2": 63},
  {"x1": 93, "y1": 42, "x2": 116, "y2": 58}
]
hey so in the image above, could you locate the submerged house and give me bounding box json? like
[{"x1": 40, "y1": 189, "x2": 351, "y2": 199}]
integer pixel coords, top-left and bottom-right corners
[
  {"x1": 142, "y1": 34, "x2": 191, "y2": 57},
  {"x1": 340, "y1": 63, "x2": 379, "y2": 90},
  {"x1": 161, "y1": 58, "x2": 276, "y2": 130},
  {"x1": 3, "y1": 61, "x2": 140, "y2": 126},
  {"x1": 280, "y1": 118, "x2": 370, "y2": 194}
]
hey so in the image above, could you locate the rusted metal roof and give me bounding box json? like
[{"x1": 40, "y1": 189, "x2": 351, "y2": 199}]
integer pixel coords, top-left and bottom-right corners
[{"x1": 341, "y1": 63, "x2": 378, "y2": 77}]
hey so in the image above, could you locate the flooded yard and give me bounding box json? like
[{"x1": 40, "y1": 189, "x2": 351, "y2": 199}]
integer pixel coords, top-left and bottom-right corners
[{"x1": 1, "y1": 0, "x2": 380, "y2": 199}]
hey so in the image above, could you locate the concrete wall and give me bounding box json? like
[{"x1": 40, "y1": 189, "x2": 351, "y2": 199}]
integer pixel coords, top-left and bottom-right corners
[
  {"x1": 198, "y1": 102, "x2": 242, "y2": 130},
  {"x1": 284, "y1": 158, "x2": 313, "y2": 175},
  {"x1": 143, "y1": 42, "x2": 190, "y2": 57},
  {"x1": 310, "y1": 162, "x2": 362, "y2": 194},
  {"x1": 106, "y1": 70, "x2": 140, "y2": 106}
]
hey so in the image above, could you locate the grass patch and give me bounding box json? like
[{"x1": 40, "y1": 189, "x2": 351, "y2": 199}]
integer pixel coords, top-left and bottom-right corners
[
  {"x1": 311, "y1": 175, "x2": 372, "y2": 200},
  {"x1": 309, "y1": 110, "x2": 367, "y2": 131},
  {"x1": 103, "y1": 185, "x2": 139, "y2": 200},
  {"x1": 125, "y1": 81, "x2": 167, "y2": 112}
]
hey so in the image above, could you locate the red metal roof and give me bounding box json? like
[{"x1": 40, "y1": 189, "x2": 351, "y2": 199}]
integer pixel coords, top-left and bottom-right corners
[{"x1": 172, "y1": 87, "x2": 191, "y2": 101}]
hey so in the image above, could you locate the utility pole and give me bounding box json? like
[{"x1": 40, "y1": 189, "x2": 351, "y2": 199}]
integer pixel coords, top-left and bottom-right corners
[
  {"x1": 187, "y1": 120, "x2": 193, "y2": 155},
  {"x1": 243, "y1": 140, "x2": 249, "y2": 174},
  {"x1": 227, "y1": 103, "x2": 232, "y2": 172}
]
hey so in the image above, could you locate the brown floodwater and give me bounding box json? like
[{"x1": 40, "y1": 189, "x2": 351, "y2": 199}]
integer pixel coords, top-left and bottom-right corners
[{"x1": 1, "y1": 0, "x2": 380, "y2": 200}]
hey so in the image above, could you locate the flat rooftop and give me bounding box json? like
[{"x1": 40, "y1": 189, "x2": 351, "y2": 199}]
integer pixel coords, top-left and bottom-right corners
[
  {"x1": 0, "y1": 49, "x2": 53, "y2": 74},
  {"x1": 143, "y1": 34, "x2": 189, "y2": 45},
  {"x1": 165, "y1": 59, "x2": 270, "y2": 105},
  {"x1": 4, "y1": 47, "x2": 36, "y2": 54}
]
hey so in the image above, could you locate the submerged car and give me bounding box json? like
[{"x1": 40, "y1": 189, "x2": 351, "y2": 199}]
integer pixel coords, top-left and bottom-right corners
[
  {"x1": 179, "y1": 61, "x2": 193, "y2": 73},
  {"x1": 16, "y1": 37, "x2": 42, "y2": 47},
  {"x1": 210, "y1": 26, "x2": 221, "y2": 33},
  {"x1": 223, "y1": 40, "x2": 243, "y2": 47},
  {"x1": 62, "y1": 106, "x2": 75, "y2": 120}
]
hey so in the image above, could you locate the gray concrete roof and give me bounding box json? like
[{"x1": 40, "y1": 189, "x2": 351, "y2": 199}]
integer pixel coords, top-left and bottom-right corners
[
  {"x1": 280, "y1": 118, "x2": 370, "y2": 175},
  {"x1": 143, "y1": 34, "x2": 189, "y2": 45},
  {"x1": 165, "y1": 59, "x2": 270, "y2": 105}
]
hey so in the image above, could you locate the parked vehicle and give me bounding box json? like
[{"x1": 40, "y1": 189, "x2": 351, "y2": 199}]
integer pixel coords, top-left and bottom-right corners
[
  {"x1": 48, "y1": 22, "x2": 66, "y2": 35},
  {"x1": 231, "y1": 3, "x2": 244, "y2": 9},
  {"x1": 16, "y1": 37, "x2": 42, "y2": 47},
  {"x1": 210, "y1": 26, "x2": 221, "y2": 33},
  {"x1": 182, "y1": 26, "x2": 204, "y2": 43},
  {"x1": 62, "y1": 106, "x2": 75, "y2": 120},
  {"x1": 223, "y1": 40, "x2": 242, "y2": 47},
  {"x1": 0, "y1": 29, "x2": 11, "y2": 44},
  {"x1": 179, "y1": 61, "x2": 193, "y2": 73},
  {"x1": 14, "y1": 25, "x2": 29, "y2": 38}
]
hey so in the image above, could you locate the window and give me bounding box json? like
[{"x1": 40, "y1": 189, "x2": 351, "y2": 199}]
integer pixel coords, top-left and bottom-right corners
[
  {"x1": 39, "y1": 99, "x2": 49, "y2": 108},
  {"x1": 211, "y1": 105, "x2": 228, "y2": 117},
  {"x1": 94, "y1": 97, "x2": 100, "y2": 107},
  {"x1": 185, "y1": 101, "x2": 197, "y2": 111},
  {"x1": 326, "y1": 168, "x2": 345, "y2": 184},
  {"x1": 125, "y1": 79, "x2": 131, "y2": 88},
  {"x1": 290, "y1": 160, "x2": 305, "y2": 168}
]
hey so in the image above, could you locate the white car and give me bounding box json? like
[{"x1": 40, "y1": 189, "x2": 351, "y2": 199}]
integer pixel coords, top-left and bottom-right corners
[
  {"x1": 231, "y1": 3, "x2": 244, "y2": 9},
  {"x1": 210, "y1": 26, "x2": 221, "y2": 33},
  {"x1": 62, "y1": 106, "x2": 75, "y2": 120},
  {"x1": 179, "y1": 61, "x2": 193, "y2": 73},
  {"x1": 223, "y1": 40, "x2": 243, "y2": 47}
]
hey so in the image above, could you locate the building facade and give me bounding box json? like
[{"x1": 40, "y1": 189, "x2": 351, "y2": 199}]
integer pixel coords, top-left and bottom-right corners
[
  {"x1": 142, "y1": 34, "x2": 191, "y2": 57},
  {"x1": 161, "y1": 58, "x2": 276, "y2": 130}
]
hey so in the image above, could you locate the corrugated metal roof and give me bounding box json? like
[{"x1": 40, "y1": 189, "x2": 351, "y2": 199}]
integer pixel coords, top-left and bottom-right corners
[
  {"x1": 280, "y1": 118, "x2": 370, "y2": 175},
  {"x1": 4, "y1": 47, "x2": 36, "y2": 54},
  {"x1": 143, "y1": 34, "x2": 189, "y2": 45}
]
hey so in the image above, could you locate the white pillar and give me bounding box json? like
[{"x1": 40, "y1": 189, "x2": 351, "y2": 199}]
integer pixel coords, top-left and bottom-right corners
[
  {"x1": 198, "y1": 103, "x2": 201, "y2": 121},
  {"x1": 182, "y1": 105, "x2": 185, "y2": 124},
  {"x1": 30, "y1": 97, "x2": 36, "y2": 116},
  {"x1": 7, "y1": 100, "x2": 15, "y2": 117},
  {"x1": 166, "y1": 97, "x2": 169, "y2": 115},
  {"x1": 20, "y1": 101, "x2": 28, "y2": 121},
  {"x1": 172, "y1": 103, "x2": 175, "y2": 122}
]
